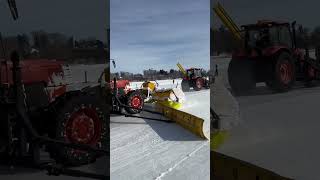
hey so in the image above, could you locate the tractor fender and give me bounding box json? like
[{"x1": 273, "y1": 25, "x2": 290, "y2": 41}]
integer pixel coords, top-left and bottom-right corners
[{"x1": 263, "y1": 46, "x2": 291, "y2": 59}]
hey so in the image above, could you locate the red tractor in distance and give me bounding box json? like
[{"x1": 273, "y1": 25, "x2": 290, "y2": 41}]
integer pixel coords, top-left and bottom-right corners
[
  {"x1": 228, "y1": 20, "x2": 320, "y2": 95},
  {"x1": 214, "y1": 3, "x2": 320, "y2": 95},
  {"x1": 177, "y1": 63, "x2": 209, "y2": 92}
]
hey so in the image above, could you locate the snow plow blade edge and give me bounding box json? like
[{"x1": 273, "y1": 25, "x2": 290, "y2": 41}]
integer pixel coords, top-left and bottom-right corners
[
  {"x1": 155, "y1": 103, "x2": 206, "y2": 139},
  {"x1": 211, "y1": 151, "x2": 294, "y2": 180}
]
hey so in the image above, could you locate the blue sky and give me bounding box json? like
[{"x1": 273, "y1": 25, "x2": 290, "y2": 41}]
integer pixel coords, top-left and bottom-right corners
[{"x1": 111, "y1": 0, "x2": 209, "y2": 74}]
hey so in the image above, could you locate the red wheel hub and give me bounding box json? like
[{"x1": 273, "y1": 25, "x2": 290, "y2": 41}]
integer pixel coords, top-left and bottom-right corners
[
  {"x1": 279, "y1": 61, "x2": 293, "y2": 85},
  {"x1": 65, "y1": 107, "x2": 102, "y2": 146},
  {"x1": 196, "y1": 79, "x2": 203, "y2": 88},
  {"x1": 131, "y1": 96, "x2": 142, "y2": 109}
]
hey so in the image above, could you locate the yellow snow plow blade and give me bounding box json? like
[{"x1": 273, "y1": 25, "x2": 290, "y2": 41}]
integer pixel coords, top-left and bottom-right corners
[
  {"x1": 211, "y1": 151, "x2": 293, "y2": 180},
  {"x1": 155, "y1": 103, "x2": 206, "y2": 139},
  {"x1": 210, "y1": 130, "x2": 229, "y2": 150},
  {"x1": 141, "y1": 81, "x2": 157, "y2": 92},
  {"x1": 156, "y1": 101, "x2": 182, "y2": 110},
  {"x1": 152, "y1": 88, "x2": 185, "y2": 110}
]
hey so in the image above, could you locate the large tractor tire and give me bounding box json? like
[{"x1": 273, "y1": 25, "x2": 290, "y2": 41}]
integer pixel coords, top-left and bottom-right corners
[
  {"x1": 228, "y1": 59, "x2": 255, "y2": 95},
  {"x1": 181, "y1": 79, "x2": 190, "y2": 92},
  {"x1": 125, "y1": 90, "x2": 144, "y2": 114},
  {"x1": 49, "y1": 95, "x2": 107, "y2": 166},
  {"x1": 193, "y1": 78, "x2": 204, "y2": 91},
  {"x1": 270, "y1": 52, "x2": 295, "y2": 92},
  {"x1": 204, "y1": 78, "x2": 210, "y2": 89}
]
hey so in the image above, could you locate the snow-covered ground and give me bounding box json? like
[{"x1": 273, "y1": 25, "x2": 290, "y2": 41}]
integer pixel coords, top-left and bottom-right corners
[
  {"x1": 213, "y1": 55, "x2": 320, "y2": 179},
  {"x1": 130, "y1": 79, "x2": 182, "y2": 90},
  {"x1": 67, "y1": 64, "x2": 106, "y2": 83},
  {"x1": 111, "y1": 79, "x2": 210, "y2": 180}
]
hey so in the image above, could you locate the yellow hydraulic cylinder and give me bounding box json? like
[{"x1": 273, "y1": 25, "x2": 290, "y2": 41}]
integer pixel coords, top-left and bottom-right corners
[
  {"x1": 177, "y1": 63, "x2": 187, "y2": 77},
  {"x1": 213, "y1": 2, "x2": 242, "y2": 41}
]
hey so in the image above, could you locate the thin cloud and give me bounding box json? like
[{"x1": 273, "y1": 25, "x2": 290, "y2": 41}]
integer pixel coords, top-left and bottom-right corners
[{"x1": 111, "y1": 0, "x2": 209, "y2": 73}]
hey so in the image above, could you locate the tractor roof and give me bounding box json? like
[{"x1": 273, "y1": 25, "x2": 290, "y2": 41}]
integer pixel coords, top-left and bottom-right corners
[{"x1": 242, "y1": 20, "x2": 290, "y2": 29}]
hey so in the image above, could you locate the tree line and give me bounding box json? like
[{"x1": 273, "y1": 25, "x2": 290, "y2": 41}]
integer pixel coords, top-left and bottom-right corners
[
  {"x1": 0, "y1": 30, "x2": 108, "y2": 64},
  {"x1": 111, "y1": 68, "x2": 210, "y2": 81}
]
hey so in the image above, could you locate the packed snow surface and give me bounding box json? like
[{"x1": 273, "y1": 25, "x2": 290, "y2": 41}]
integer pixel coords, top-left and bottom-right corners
[{"x1": 214, "y1": 55, "x2": 320, "y2": 179}]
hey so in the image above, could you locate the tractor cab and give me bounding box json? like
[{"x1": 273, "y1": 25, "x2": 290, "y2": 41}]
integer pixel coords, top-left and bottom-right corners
[
  {"x1": 242, "y1": 20, "x2": 295, "y2": 52},
  {"x1": 185, "y1": 68, "x2": 205, "y2": 80}
]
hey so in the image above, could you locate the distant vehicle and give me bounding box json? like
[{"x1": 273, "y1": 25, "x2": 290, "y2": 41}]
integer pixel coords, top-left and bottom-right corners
[{"x1": 177, "y1": 63, "x2": 209, "y2": 92}]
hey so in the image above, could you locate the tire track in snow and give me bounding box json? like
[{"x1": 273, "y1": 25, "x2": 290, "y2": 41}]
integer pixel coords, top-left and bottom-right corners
[{"x1": 154, "y1": 142, "x2": 208, "y2": 180}]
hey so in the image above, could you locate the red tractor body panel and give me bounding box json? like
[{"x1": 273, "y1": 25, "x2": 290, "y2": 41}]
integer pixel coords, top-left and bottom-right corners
[
  {"x1": 232, "y1": 46, "x2": 293, "y2": 59},
  {"x1": 1, "y1": 59, "x2": 64, "y2": 84},
  {"x1": 1, "y1": 59, "x2": 67, "y2": 102},
  {"x1": 110, "y1": 79, "x2": 130, "y2": 89}
]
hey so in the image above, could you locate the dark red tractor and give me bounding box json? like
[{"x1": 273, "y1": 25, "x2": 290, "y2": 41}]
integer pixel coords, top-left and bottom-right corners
[
  {"x1": 181, "y1": 68, "x2": 210, "y2": 92},
  {"x1": 228, "y1": 20, "x2": 320, "y2": 95},
  {"x1": 110, "y1": 78, "x2": 144, "y2": 114},
  {"x1": 0, "y1": 52, "x2": 108, "y2": 177},
  {"x1": 108, "y1": 59, "x2": 144, "y2": 114},
  {"x1": 0, "y1": 1, "x2": 108, "y2": 178}
]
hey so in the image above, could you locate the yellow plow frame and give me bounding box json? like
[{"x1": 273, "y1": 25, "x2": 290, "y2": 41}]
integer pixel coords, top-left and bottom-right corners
[
  {"x1": 213, "y1": 2, "x2": 242, "y2": 41},
  {"x1": 155, "y1": 103, "x2": 207, "y2": 139},
  {"x1": 177, "y1": 63, "x2": 187, "y2": 77},
  {"x1": 212, "y1": 151, "x2": 293, "y2": 180}
]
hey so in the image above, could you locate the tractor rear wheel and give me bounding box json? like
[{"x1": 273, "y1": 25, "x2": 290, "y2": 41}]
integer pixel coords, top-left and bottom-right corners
[
  {"x1": 271, "y1": 52, "x2": 295, "y2": 92},
  {"x1": 181, "y1": 79, "x2": 190, "y2": 92},
  {"x1": 193, "y1": 78, "x2": 203, "y2": 91},
  {"x1": 49, "y1": 95, "x2": 107, "y2": 166},
  {"x1": 204, "y1": 78, "x2": 210, "y2": 89},
  {"x1": 228, "y1": 59, "x2": 255, "y2": 95},
  {"x1": 125, "y1": 90, "x2": 144, "y2": 114}
]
